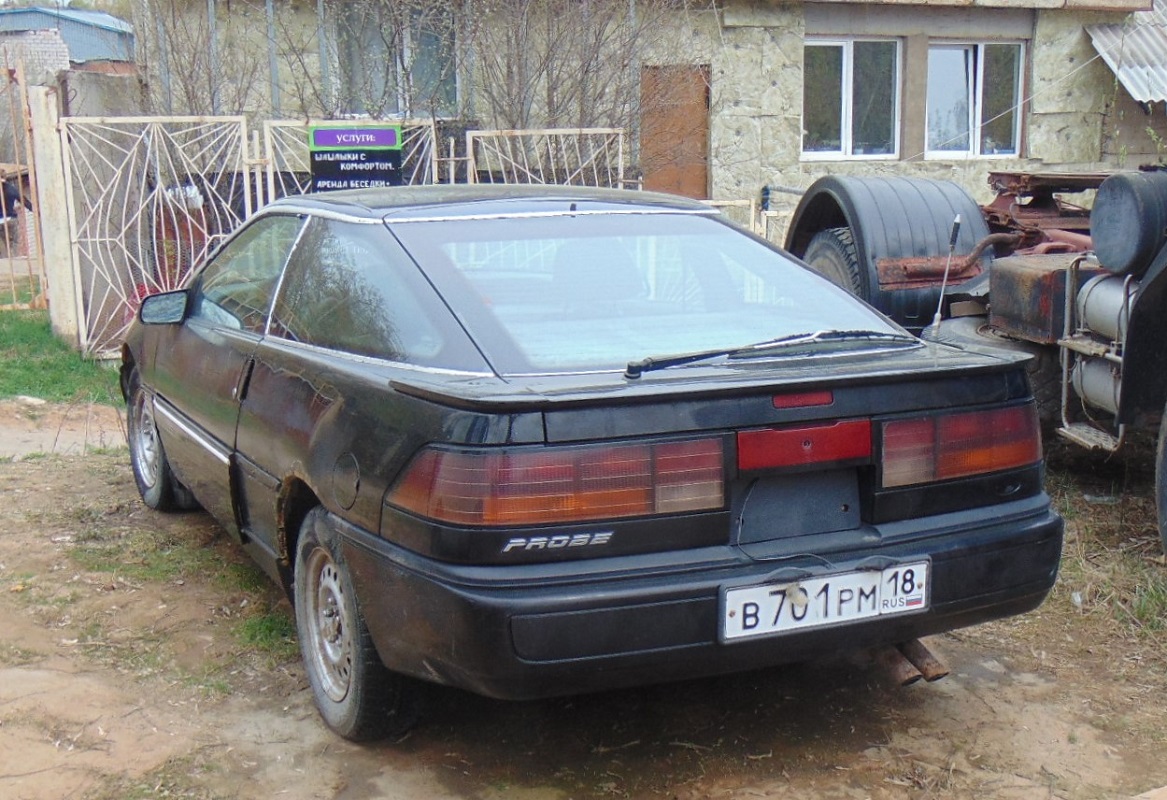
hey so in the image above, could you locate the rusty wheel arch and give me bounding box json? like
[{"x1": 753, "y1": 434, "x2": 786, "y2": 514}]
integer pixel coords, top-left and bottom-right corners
[{"x1": 277, "y1": 475, "x2": 321, "y2": 594}]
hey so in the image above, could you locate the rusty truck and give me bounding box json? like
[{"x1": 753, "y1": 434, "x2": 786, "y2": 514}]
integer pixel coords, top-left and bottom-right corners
[{"x1": 785, "y1": 170, "x2": 1167, "y2": 552}]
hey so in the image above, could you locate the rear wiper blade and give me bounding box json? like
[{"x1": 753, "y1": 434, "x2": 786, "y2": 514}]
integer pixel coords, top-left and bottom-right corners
[
  {"x1": 728, "y1": 329, "x2": 918, "y2": 355},
  {"x1": 624, "y1": 346, "x2": 742, "y2": 379},
  {"x1": 624, "y1": 330, "x2": 917, "y2": 379}
]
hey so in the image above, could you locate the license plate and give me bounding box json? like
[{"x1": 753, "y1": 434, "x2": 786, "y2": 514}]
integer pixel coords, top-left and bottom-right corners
[{"x1": 722, "y1": 561, "x2": 929, "y2": 641}]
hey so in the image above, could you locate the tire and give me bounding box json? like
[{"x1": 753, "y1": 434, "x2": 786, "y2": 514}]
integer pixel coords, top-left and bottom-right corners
[
  {"x1": 1157, "y1": 408, "x2": 1167, "y2": 556},
  {"x1": 802, "y1": 227, "x2": 869, "y2": 300},
  {"x1": 924, "y1": 316, "x2": 1061, "y2": 424},
  {"x1": 294, "y1": 507, "x2": 421, "y2": 741},
  {"x1": 127, "y1": 369, "x2": 197, "y2": 511}
]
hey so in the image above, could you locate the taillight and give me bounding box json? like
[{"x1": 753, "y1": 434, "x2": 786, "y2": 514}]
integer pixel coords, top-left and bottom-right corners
[
  {"x1": 386, "y1": 438, "x2": 725, "y2": 526},
  {"x1": 880, "y1": 403, "x2": 1041, "y2": 488}
]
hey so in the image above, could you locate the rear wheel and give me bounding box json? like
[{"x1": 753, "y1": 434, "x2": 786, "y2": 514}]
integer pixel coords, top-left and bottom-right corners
[
  {"x1": 802, "y1": 227, "x2": 869, "y2": 300},
  {"x1": 294, "y1": 507, "x2": 421, "y2": 741},
  {"x1": 127, "y1": 369, "x2": 196, "y2": 511}
]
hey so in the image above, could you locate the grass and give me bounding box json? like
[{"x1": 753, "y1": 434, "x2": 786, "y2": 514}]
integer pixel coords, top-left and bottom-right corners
[
  {"x1": 70, "y1": 524, "x2": 224, "y2": 585},
  {"x1": 1043, "y1": 439, "x2": 1167, "y2": 665},
  {"x1": 84, "y1": 754, "x2": 229, "y2": 800},
  {"x1": 0, "y1": 309, "x2": 120, "y2": 403},
  {"x1": 0, "y1": 273, "x2": 41, "y2": 307},
  {"x1": 235, "y1": 608, "x2": 299, "y2": 662}
]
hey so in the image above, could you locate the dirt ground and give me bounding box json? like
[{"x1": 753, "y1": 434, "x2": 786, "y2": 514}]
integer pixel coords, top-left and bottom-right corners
[{"x1": 3, "y1": 402, "x2": 1167, "y2": 799}]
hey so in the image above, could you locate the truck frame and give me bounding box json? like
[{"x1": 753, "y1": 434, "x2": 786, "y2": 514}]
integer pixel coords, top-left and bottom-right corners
[{"x1": 785, "y1": 170, "x2": 1167, "y2": 552}]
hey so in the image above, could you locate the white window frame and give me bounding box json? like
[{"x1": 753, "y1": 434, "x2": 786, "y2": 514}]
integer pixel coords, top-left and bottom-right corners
[
  {"x1": 802, "y1": 38, "x2": 901, "y2": 162},
  {"x1": 925, "y1": 41, "x2": 1024, "y2": 159}
]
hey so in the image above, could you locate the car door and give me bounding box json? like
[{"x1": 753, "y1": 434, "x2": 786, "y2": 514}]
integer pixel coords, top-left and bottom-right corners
[{"x1": 148, "y1": 213, "x2": 305, "y2": 538}]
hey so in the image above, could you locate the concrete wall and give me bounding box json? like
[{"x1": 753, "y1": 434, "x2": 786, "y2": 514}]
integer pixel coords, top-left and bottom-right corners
[{"x1": 63, "y1": 70, "x2": 144, "y2": 117}]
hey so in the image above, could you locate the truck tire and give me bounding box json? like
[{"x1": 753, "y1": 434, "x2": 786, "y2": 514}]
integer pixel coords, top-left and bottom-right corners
[
  {"x1": 925, "y1": 316, "x2": 1060, "y2": 423},
  {"x1": 1157, "y1": 407, "x2": 1167, "y2": 556},
  {"x1": 785, "y1": 175, "x2": 992, "y2": 330},
  {"x1": 803, "y1": 227, "x2": 868, "y2": 299}
]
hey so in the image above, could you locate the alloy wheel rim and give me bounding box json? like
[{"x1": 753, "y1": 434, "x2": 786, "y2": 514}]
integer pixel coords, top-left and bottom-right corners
[{"x1": 134, "y1": 395, "x2": 162, "y2": 489}]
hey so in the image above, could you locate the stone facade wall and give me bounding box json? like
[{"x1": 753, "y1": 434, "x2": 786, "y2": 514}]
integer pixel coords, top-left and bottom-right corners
[{"x1": 639, "y1": 1, "x2": 1149, "y2": 236}]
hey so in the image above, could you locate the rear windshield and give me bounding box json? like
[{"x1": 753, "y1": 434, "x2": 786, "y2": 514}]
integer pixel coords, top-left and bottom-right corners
[{"x1": 388, "y1": 211, "x2": 899, "y2": 375}]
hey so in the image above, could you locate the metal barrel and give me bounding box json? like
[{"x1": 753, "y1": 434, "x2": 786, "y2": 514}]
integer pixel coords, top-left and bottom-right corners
[{"x1": 1090, "y1": 171, "x2": 1167, "y2": 277}]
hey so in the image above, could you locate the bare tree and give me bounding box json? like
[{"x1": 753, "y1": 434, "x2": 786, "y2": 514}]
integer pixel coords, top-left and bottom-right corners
[
  {"x1": 134, "y1": 0, "x2": 268, "y2": 116},
  {"x1": 274, "y1": 0, "x2": 460, "y2": 120},
  {"x1": 462, "y1": 0, "x2": 709, "y2": 131}
]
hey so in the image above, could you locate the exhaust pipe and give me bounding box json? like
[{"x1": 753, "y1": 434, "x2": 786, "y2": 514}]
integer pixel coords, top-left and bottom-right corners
[
  {"x1": 897, "y1": 638, "x2": 950, "y2": 682},
  {"x1": 873, "y1": 644, "x2": 923, "y2": 686}
]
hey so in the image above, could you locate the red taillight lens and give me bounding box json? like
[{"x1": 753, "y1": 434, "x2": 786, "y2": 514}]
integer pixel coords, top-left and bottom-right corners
[
  {"x1": 387, "y1": 438, "x2": 725, "y2": 526},
  {"x1": 881, "y1": 404, "x2": 1041, "y2": 488},
  {"x1": 736, "y1": 419, "x2": 872, "y2": 471}
]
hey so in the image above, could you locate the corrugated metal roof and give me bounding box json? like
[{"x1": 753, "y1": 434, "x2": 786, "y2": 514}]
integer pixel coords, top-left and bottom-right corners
[
  {"x1": 0, "y1": 7, "x2": 131, "y2": 34},
  {"x1": 1089, "y1": 2, "x2": 1167, "y2": 103},
  {"x1": 0, "y1": 7, "x2": 133, "y2": 63}
]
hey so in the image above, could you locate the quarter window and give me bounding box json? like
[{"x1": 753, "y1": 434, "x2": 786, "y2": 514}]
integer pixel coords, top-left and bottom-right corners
[
  {"x1": 803, "y1": 39, "x2": 899, "y2": 158},
  {"x1": 926, "y1": 43, "x2": 1022, "y2": 157},
  {"x1": 269, "y1": 218, "x2": 482, "y2": 370}
]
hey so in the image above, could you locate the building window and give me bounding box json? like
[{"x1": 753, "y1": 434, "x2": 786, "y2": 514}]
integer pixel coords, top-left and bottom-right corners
[
  {"x1": 926, "y1": 43, "x2": 1022, "y2": 157},
  {"x1": 335, "y1": 3, "x2": 457, "y2": 117},
  {"x1": 802, "y1": 39, "x2": 899, "y2": 159}
]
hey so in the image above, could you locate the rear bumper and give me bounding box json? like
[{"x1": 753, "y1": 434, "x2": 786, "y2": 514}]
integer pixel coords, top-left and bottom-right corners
[{"x1": 340, "y1": 500, "x2": 1062, "y2": 700}]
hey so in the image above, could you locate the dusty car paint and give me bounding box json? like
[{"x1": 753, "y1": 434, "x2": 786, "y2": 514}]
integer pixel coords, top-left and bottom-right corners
[{"x1": 122, "y1": 185, "x2": 1062, "y2": 739}]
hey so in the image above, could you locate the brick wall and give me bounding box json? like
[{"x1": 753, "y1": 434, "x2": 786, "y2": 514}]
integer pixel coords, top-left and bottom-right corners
[{"x1": 0, "y1": 29, "x2": 71, "y2": 86}]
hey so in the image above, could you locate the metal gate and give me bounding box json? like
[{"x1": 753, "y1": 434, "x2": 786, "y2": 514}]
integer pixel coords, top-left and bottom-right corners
[
  {"x1": 466, "y1": 128, "x2": 631, "y2": 188},
  {"x1": 56, "y1": 117, "x2": 758, "y2": 355},
  {"x1": 60, "y1": 117, "x2": 438, "y2": 356},
  {"x1": 61, "y1": 116, "x2": 252, "y2": 355}
]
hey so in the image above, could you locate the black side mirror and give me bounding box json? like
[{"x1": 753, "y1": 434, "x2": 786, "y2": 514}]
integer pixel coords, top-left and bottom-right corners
[{"x1": 139, "y1": 290, "x2": 189, "y2": 325}]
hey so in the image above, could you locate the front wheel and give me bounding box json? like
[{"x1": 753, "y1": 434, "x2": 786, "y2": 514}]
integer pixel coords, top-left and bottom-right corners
[
  {"x1": 294, "y1": 508, "x2": 420, "y2": 740},
  {"x1": 127, "y1": 369, "x2": 196, "y2": 511}
]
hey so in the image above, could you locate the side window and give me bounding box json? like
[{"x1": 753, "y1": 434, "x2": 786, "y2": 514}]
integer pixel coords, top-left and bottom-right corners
[
  {"x1": 270, "y1": 218, "x2": 448, "y2": 364},
  {"x1": 191, "y1": 214, "x2": 305, "y2": 333}
]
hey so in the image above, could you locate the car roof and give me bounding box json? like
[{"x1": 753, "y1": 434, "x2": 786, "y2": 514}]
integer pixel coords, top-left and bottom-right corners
[{"x1": 263, "y1": 184, "x2": 714, "y2": 220}]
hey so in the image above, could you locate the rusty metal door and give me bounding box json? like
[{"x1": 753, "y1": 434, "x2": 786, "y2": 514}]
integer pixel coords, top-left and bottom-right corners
[{"x1": 640, "y1": 65, "x2": 710, "y2": 200}]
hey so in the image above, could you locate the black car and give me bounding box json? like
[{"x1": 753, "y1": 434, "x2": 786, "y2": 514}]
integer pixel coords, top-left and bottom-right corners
[{"x1": 121, "y1": 185, "x2": 1062, "y2": 740}]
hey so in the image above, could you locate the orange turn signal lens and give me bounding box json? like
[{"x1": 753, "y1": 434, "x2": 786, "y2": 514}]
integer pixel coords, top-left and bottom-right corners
[
  {"x1": 881, "y1": 403, "x2": 1041, "y2": 488},
  {"x1": 387, "y1": 438, "x2": 725, "y2": 526}
]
